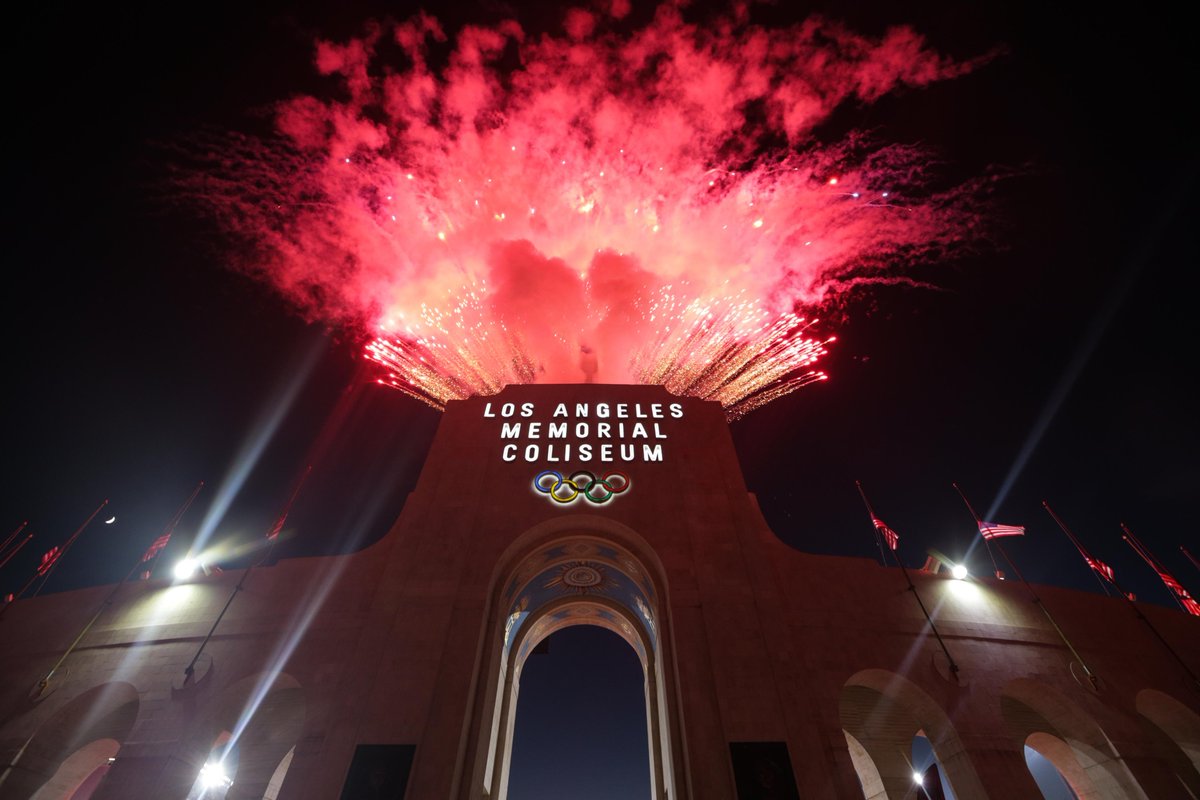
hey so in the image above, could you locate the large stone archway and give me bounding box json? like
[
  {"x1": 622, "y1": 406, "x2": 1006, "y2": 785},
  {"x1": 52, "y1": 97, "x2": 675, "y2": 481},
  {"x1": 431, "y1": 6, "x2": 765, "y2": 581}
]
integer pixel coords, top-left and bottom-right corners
[{"x1": 462, "y1": 517, "x2": 684, "y2": 800}]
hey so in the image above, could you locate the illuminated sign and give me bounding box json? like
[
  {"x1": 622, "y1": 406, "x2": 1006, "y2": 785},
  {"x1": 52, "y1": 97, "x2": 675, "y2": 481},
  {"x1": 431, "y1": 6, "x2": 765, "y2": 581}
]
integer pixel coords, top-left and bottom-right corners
[
  {"x1": 485, "y1": 400, "x2": 684, "y2": 464},
  {"x1": 534, "y1": 470, "x2": 631, "y2": 505}
]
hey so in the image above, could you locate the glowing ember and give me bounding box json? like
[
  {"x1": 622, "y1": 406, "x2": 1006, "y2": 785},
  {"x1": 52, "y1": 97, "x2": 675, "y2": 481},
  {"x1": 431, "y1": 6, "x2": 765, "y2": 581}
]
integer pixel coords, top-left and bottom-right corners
[{"x1": 187, "y1": 5, "x2": 984, "y2": 417}]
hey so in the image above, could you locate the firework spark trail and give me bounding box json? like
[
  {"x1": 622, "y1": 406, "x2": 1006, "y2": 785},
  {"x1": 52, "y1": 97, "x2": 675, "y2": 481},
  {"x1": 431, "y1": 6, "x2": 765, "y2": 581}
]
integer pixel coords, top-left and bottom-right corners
[{"x1": 187, "y1": 4, "x2": 986, "y2": 416}]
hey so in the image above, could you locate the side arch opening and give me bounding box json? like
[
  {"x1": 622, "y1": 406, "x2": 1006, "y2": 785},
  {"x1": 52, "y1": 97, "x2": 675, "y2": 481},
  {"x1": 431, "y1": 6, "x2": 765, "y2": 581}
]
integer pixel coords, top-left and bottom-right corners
[
  {"x1": 175, "y1": 672, "x2": 306, "y2": 800},
  {"x1": 1134, "y1": 688, "x2": 1200, "y2": 796},
  {"x1": 839, "y1": 669, "x2": 984, "y2": 800},
  {"x1": 1000, "y1": 678, "x2": 1147, "y2": 800},
  {"x1": 1, "y1": 681, "x2": 139, "y2": 800}
]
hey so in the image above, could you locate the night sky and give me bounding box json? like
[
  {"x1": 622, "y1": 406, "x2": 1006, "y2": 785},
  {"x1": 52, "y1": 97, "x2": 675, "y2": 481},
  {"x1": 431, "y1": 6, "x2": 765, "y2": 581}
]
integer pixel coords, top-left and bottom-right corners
[{"x1": 3, "y1": 1, "x2": 1195, "y2": 797}]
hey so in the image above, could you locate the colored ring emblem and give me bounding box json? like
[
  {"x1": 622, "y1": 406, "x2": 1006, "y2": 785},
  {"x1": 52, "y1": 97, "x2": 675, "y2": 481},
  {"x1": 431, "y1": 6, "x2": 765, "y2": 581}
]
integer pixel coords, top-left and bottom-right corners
[{"x1": 534, "y1": 470, "x2": 631, "y2": 504}]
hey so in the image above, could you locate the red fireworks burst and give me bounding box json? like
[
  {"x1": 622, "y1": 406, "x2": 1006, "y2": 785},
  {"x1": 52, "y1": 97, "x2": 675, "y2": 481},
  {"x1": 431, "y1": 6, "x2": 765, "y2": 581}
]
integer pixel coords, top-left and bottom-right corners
[{"x1": 187, "y1": 4, "x2": 986, "y2": 418}]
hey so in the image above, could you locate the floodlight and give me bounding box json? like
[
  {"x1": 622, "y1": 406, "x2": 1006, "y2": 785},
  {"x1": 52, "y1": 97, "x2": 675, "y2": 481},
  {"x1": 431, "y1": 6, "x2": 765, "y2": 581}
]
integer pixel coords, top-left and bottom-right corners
[{"x1": 199, "y1": 761, "x2": 232, "y2": 789}]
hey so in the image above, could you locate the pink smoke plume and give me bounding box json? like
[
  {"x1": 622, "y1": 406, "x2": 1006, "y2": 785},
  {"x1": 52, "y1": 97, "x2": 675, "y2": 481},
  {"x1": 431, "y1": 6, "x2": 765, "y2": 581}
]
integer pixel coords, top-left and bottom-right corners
[{"x1": 189, "y1": 3, "x2": 987, "y2": 417}]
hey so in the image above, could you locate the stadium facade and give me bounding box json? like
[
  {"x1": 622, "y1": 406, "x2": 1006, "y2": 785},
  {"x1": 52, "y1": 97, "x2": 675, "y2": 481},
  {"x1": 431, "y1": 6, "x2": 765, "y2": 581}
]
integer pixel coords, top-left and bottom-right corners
[{"x1": 0, "y1": 385, "x2": 1197, "y2": 799}]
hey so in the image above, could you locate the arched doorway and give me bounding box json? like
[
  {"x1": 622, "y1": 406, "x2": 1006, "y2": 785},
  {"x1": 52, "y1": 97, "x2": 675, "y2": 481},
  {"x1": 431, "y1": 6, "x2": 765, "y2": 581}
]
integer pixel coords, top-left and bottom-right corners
[
  {"x1": 0, "y1": 681, "x2": 138, "y2": 800},
  {"x1": 29, "y1": 739, "x2": 119, "y2": 800},
  {"x1": 1000, "y1": 678, "x2": 1147, "y2": 800},
  {"x1": 839, "y1": 669, "x2": 985, "y2": 800},
  {"x1": 1135, "y1": 688, "x2": 1200, "y2": 796},
  {"x1": 1022, "y1": 734, "x2": 1082, "y2": 799},
  {"x1": 173, "y1": 673, "x2": 306, "y2": 800},
  {"x1": 465, "y1": 523, "x2": 683, "y2": 800},
  {"x1": 506, "y1": 625, "x2": 651, "y2": 798}
]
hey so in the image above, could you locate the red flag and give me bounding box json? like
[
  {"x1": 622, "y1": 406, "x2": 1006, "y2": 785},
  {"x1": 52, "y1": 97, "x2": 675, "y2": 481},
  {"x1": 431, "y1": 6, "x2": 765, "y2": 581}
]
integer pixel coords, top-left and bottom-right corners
[
  {"x1": 1085, "y1": 555, "x2": 1116, "y2": 583},
  {"x1": 141, "y1": 534, "x2": 170, "y2": 563},
  {"x1": 36, "y1": 546, "x2": 61, "y2": 576},
  {"x1": 1123, "y1": 529, "x2": 1200, "y2": 617},
  {"x1": 872, "y1": 516, "x2": 899, "y2": 551},
  {"x1": 979, "y1": 521, "x2": 1025, "y2": 540},
  {"x1": 265, "y1": 517, "x2": 286, "y2": 541},
  {"x1": 267, "y1": 465, "x2": 312, "y2": 541}
]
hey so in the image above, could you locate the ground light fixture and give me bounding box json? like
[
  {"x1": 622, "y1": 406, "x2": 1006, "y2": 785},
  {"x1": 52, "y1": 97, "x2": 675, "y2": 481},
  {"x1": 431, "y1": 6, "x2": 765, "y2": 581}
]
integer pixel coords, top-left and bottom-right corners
[
  {"x1": 951, "y1": 563, "x2": 969, "y2": 580},
  {"x1": 912, "y1": 770, "x2": 924, "y2": 785},
  {"x1": 199, "y1": 762, "x2": 232, "y2": 790}
]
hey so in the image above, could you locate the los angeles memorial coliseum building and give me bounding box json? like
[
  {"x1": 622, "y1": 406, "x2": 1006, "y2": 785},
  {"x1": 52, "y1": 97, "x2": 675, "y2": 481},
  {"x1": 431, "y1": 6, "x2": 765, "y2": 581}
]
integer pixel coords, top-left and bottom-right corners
[{"x1": 1, "y1": 385, "x2": 1197, "y2": 799}]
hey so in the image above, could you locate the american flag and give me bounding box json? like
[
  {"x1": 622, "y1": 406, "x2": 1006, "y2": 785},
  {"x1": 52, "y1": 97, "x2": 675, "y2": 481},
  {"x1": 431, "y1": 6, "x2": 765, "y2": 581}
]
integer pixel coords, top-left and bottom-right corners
[
  {"x1": 872, "y1": 516, "x2": 899, "y2": 551},
  {"x1": 1153, "y1": 570, "x2": 1200, "y2": 617},
  {"x1": 1160, "y1": 572, "x2": 1184, "y2": 593},
  {"x1": 36, "y1": 546, "x2": 61, "y2": 576},
  {"x1": 978, "y1": 521, "x2": 1025, "y2": 540},
  {"x1": 267, "y1": 464, "x2": 312, "y2": 541},
  {"x1": 1122, "y1": 530, "x2": 1200, "y2": 617},
  {"x1": 141, "y1": 534, "x2": 171, "y2": 563},
  {"x1": 1086, "y1": 555, "x2": 1116, "y2": 583}
]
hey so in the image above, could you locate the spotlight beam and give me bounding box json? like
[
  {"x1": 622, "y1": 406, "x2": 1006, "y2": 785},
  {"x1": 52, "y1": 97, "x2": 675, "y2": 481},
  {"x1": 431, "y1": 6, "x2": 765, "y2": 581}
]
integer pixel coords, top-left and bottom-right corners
[
  {"x1": 986, "y1": 175, "x2": 1192, "y2": 520},
  {"x1": 190, "y1": 338, "x2": 324, "y2": 554}
]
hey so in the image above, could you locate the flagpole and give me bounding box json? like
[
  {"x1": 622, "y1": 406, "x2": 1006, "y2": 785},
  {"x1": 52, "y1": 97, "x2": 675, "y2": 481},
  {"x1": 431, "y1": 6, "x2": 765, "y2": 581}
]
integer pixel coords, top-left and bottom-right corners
[
  {"x1": 32, "y1": 483, "x2": 205, "y2": 696},
  {"x1": 856, "y1": 482, "x2": 960, "y2": 677},
  {"x1": 1182, "y1": 546, "x2": 1200, "y2": 576},
  {"x1": 1044, "y1": 502, "x2": 1200, "y2": 690},
  {"x1": 0, "y1": 533, "x2": 33, "y2": 571},
  {"x1": 181, "y1": 468, "x2": 306, "y2": 683},
  {"x1": 0, "y1": 521, "x2": 27, "y2": 556},
  {"x1": 854, "y1": 481, "x2": 889, "y2": 566},
  {"x1": 265, "y1": 465, "x2": 312, "y2": 544},
  {"x1": 1042, "y1": 502, "x2": 1115, "y2": 597},
  {"x1": 1122, "y1": 524, "x2": 1200, "y2": 616},
  {"x1": 1122, "y1": 526, "x2": 1183, "y2": 612},
  {"x1": 1, "y1": 500, "x2": 108, "y2": 618},
  {"x1": 950, "y1": 483, "x2": 1002, "y2": 579},
  {"x1": 144, "y1": 481, "x2": 205, "y2": 580},
  {"x1": 996, "y1": 541, "x2": 1101, "y2": 690},
  {"x1": 32, "y1": 499, "x2": 109, "y2": 598},
  {"x1": 950, "y1": 486, "x2": 1098, "y2": 686},
  {"x1": 182, "y1": 537, "x2": 283, "y2": 683}
]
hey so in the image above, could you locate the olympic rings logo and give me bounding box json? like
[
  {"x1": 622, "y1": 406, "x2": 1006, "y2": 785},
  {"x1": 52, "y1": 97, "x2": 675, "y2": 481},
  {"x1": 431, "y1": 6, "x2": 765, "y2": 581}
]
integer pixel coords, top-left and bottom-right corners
[{"x1": 533, "y1": 470, "x2": 631, "y2": 504}]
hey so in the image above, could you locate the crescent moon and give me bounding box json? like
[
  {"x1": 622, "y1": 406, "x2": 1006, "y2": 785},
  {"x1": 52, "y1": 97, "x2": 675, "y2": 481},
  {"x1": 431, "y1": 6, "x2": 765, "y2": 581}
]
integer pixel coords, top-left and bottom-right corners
[{"x1": 104, "y1": 516, "x2": 116, "y2": 524}]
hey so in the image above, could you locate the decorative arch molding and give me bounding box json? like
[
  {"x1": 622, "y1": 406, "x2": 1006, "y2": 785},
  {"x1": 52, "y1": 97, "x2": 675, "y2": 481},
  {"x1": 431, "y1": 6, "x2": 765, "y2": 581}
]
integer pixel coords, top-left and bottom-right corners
[
  {"x1": 1024, "y1": 731, "x2": 1098, "y2": 798},
  {"x1": 1000, "y1": 678, "x2": 1147, "y2": 800},
  {"x1": 461, "y1": 520, "x2": 684, "y2": 800},
  {"x1": 1134, "y1": 688, "x2": 1200, "y2": 795},
  {"x1": 839, "y1": 668, "x2": 986, "y2": 800},
  {"x1": 261, "y1": 746, "x2": 295, "y2": 800},
  {"x1": 842, "y1": 730, "x2": 885, "y2": 800},
  {"x1": 0, "y1": 682, "x2": 139, "y2": 800},
  {"x1": 29, "y1": 738, "x2": 119, "y2": 800},
  {"x1": 488, "y1": 514, "x2": 672, "y2": 601}
]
